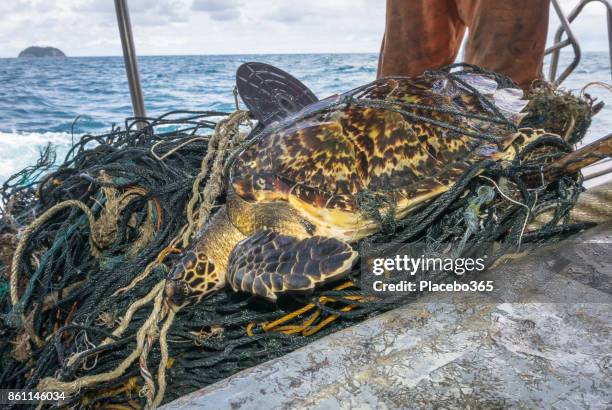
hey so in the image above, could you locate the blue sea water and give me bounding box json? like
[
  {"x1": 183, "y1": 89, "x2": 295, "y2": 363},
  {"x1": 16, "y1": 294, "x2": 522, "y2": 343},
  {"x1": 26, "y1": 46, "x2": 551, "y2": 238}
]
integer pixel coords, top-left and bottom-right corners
[{"x1": 0, "y1": 52, "x2": 610, "y2": 184}]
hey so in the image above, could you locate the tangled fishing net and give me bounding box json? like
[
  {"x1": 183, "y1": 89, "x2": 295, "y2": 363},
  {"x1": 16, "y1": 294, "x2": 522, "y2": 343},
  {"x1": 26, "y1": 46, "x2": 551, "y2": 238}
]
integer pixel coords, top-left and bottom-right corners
[{"x1": 0, "y1": 65, "x2": 601, "y2": 408}]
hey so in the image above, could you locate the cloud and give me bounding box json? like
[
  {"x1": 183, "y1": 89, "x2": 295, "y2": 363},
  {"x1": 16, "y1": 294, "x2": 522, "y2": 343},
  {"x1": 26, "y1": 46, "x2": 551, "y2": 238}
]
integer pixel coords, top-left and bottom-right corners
[
  {"x1": 0, "y1": 0, "x2": 54, "y2": 14},
  {"x1": 192, "y1": 0, "x2": 241, "y2": 21},
  {"x1": 0, "y1": 0, "x2": 608, "y2": 58},
  {"x1": 266, "y1": 6, "x2": 315, "y2": 24},
  {"x1": 75, "y1": 0, "x2": 115, "y2": 13},
  {"x1": 74, "y1": 0, "x2": 190, "y2": 24},
  {"x1": 192, "y1": 0, "x2": 239, "y2": 12},
  {"x1": 207, "y1": 8, "x2": 240, "y2": 21}
]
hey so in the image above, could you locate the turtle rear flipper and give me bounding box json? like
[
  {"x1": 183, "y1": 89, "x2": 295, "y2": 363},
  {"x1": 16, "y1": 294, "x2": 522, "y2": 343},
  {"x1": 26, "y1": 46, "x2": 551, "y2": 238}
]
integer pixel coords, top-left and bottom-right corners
[
  {"x1": 236, "y1": 62, "x2": 318, "y2": 127},
  {"x1": 227, "y1": 231, "x2": 357, "y2": 301}
]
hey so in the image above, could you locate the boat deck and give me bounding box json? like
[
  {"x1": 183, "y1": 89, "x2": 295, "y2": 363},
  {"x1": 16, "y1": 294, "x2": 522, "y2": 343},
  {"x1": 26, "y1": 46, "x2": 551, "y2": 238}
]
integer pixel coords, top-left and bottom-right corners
[{"x1": 164, "y1": 223, "x2": 612, "y2": 409}]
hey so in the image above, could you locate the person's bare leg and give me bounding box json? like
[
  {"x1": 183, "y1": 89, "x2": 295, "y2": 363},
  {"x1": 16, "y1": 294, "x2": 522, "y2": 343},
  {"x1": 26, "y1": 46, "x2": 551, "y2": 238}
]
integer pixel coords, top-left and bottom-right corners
[
  {"x1": 458, "y1": 0, "x2": 549, "y2": 89},
  {"x1": 377, "y1": 0, "x2": 465, "y2": 79}
]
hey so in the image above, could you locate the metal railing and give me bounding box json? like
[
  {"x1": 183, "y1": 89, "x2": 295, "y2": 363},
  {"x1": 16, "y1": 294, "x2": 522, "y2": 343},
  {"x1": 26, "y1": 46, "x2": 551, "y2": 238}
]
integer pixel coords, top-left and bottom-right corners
[
  {"x1": 546, "y1": 0, "x2": 612, "y2": 84},
  {"x1": 545, "y1": 0, "x2": 612, "y2": 185},
  {"x1": 114, "y1": 0, "x2": 146, "y2": 128},
  {"x1": 113, "y1": 0, "x2": 612, "y2": 118}
]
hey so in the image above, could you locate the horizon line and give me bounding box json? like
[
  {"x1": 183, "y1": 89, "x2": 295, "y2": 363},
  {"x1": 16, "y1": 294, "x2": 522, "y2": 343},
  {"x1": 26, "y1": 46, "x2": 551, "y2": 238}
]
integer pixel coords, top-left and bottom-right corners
[
  {"x1": 1, "y1": 49, "x2": 610, "y2": 59},
  {"x1": 1, "y1": 51, "x2": 380, "y2": 59}
]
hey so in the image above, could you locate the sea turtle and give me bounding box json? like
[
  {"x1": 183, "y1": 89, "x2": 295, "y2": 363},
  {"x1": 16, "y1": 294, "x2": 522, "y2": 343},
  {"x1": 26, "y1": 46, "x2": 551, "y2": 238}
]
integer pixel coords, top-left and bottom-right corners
[{"x1": 162, "y1": 63, "x2": 565, "y2": 306}]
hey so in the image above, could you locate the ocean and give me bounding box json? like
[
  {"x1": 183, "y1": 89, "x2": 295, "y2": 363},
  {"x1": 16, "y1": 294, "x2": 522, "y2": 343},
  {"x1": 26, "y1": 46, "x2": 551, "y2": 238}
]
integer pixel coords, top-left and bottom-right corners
[{"x1": 0, "y1": 52, "x2": 610, "y2": 185}]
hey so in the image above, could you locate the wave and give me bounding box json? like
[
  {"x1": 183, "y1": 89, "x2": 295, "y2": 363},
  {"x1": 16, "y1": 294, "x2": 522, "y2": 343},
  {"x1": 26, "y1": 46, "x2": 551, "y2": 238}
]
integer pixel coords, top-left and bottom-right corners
[{"x1": 0, "y1": 131, "x2": 75, "y2": 184}]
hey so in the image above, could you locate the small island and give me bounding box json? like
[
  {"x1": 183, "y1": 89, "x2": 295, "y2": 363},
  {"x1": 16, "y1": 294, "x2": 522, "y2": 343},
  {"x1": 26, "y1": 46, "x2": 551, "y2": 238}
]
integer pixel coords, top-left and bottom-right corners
[{"x1": 18, "y1": 46, "x2": 66, "y2": 58}]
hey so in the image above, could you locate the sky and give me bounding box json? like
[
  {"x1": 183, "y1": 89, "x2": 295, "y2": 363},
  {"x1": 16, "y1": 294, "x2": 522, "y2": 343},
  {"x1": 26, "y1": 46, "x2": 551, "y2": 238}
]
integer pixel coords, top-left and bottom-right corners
[{"x1": 0, "y1": 0, "x2": 609, "y2": 58}]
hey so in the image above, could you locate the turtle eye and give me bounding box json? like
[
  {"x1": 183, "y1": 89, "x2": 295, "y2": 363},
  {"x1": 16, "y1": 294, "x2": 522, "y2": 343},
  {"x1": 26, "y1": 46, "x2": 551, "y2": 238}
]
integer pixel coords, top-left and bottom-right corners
[
  {"x1": 167, "y1": 265, "x2": 184, "y2": 281},
  {"x1": 166, "y1": 251, "x2": 197, "y2": 281}
]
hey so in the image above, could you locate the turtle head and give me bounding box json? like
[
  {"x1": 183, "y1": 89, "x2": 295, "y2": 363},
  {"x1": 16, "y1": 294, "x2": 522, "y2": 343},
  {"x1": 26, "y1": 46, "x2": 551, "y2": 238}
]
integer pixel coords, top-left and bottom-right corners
[{"x1": 164, "y1": 249, "x2": 224, "y2": 307}]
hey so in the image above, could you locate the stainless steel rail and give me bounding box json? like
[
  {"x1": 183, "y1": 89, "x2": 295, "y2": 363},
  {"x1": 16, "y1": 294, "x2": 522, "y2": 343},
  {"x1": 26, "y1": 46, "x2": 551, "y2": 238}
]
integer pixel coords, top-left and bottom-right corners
[
  {"x1": 546, "y1": 0, "x2": 612, "y2": 84},
  {"x1": 114, "y1": 0, "x2": 146, "y2": 128},
  {"x1": 110, "y1": 0, "x2": 612, "y2": 119}
]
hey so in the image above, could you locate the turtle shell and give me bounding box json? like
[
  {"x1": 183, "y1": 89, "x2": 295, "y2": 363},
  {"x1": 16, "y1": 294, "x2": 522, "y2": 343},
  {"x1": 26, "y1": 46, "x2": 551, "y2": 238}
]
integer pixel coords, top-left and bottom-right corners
[{"x1": 229, "y1": 74, "x2": 527, "y2": 236}]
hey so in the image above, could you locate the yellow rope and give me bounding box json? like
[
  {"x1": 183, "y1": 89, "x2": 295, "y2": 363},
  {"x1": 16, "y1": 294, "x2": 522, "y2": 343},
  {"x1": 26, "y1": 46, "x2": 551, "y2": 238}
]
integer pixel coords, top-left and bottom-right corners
[
  {"x1": 38, "y1": 286, "x2": 165, "y2": 394},
  {"x1": 255, "y1": 281, "x2": 368, "y2": 337},
  {"x1": 65, "y1": 281, "x2": 166, "y2": 369},
  {"x1": 151, "y1": 308, "x2": 176, "y2": 409},
  {"x1": 118, "y1": 110, "x2": 250, "y2": 294},
  {"x1": 112, "y1": 260, "x2": 161, "y2": 297},
  {"x1": 139, "y1": 330, "x2": 158, "y2": 407},
  {"x1": 81, "y1": 376, "x2": 140, "y2": 408},
  {"x1": 37, "y1": 110, "x2": 252, "y2": 407},
  {"x1": 303, "y1": 304, "x2": 359, "y2": 336},
  {"x1": 262, "y1": 303, "x2": 317, "y2": 332},
  {"x1": 181, "y1": 110, "x2": 250, "y2": 246}
]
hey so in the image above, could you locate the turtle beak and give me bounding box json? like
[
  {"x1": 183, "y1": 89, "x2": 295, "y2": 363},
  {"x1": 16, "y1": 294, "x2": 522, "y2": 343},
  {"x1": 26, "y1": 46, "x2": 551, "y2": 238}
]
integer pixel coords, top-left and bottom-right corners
[{"x1": 164, "y1": 279, "x2": 190, "y2": 307}]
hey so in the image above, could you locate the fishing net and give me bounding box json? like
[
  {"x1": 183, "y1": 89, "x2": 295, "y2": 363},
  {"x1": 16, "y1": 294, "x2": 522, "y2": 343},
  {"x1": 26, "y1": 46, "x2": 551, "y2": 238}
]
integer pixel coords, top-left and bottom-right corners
[{"x1": 0, "y1": 64, "x2": 599, "y2": 408}]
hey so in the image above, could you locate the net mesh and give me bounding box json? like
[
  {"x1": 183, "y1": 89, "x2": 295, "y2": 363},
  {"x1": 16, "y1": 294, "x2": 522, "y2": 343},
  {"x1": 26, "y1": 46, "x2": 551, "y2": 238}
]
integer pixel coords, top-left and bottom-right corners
[{"x1": 0, "y1": 65, "x2": 598, "y2": 408}]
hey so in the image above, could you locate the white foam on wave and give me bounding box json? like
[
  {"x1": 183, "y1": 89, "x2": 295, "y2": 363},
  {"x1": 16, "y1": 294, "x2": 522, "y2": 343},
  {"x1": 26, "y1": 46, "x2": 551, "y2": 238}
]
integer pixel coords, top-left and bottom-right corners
[{"x1": 0, "y1": 131, "x2": 77, "y2": 184}]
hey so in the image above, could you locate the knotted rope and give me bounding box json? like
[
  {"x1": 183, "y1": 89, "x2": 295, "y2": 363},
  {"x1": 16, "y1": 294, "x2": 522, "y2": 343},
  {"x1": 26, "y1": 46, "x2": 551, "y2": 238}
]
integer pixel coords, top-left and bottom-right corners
[
  {"x1": 0, "y1": 67, "x2": 601, "y2": 408},
  {"x1": 36, "y1": 110, "x2": 251, "y2": 408}
]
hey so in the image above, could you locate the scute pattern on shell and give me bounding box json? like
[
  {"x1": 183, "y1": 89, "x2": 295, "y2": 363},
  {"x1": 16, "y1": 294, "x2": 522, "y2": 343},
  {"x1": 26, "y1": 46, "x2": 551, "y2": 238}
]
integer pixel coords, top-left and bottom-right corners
[{"x1": 231, "y1": 75, "x2": 518, "y2": 212}]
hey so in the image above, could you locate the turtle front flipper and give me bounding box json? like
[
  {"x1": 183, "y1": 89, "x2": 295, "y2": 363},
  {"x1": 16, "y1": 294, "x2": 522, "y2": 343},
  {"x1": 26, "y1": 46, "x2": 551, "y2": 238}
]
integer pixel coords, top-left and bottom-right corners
[
  {"x1": 236, "y1": 62, "x2": 318, "y2": 127},
  {"x1": 227, "y1": 231, "x2": 357, "y2": 301}
]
